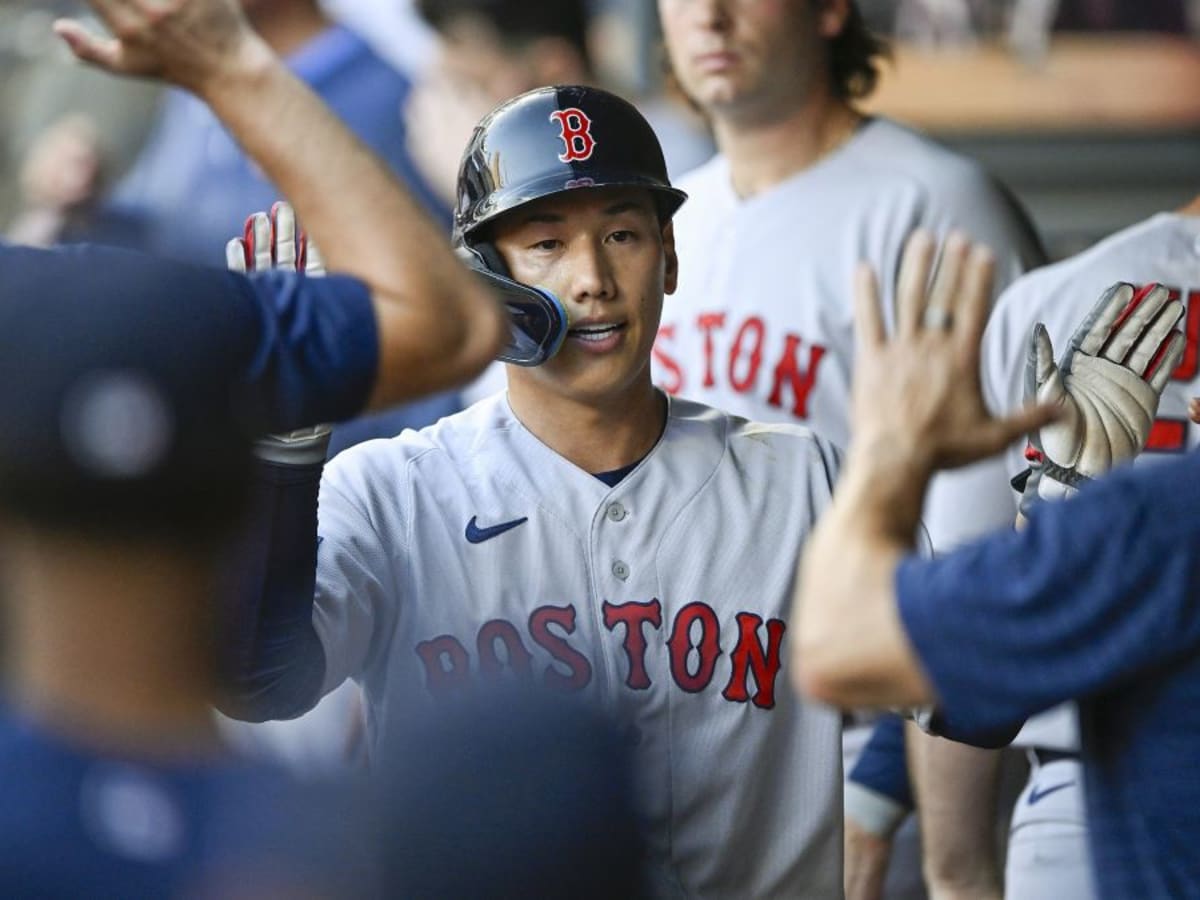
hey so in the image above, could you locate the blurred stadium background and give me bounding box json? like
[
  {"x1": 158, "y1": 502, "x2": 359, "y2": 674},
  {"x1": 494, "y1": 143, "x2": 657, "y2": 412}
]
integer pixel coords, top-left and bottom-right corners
[{"x1": 2, "y1": 0, "x2": 1199, "y2": 260}]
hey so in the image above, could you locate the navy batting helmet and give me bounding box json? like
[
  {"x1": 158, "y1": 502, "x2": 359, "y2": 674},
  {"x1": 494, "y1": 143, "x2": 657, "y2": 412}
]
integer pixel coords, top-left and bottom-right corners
[
  {"x1": 454, "y1": 85, "x2": 687, "y2": 367},
  {"x1": 455, "y1": 85, "x2": 687, "y2": 245}
]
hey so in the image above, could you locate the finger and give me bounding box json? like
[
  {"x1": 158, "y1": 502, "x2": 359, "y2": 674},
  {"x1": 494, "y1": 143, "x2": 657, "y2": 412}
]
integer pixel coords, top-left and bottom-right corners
[
  {"x1": 1189, "y1": 397, "x2": 1200, "y2": 425},
  {"x1": 302, "y1": 235, "x2": 326, "y2": 277},
  {"x1": 271, "y1": 201, "x2": 298, "y2": 270},
  {"x1": 53, "y1": 20, "x2": 125, "y2": 72},
  {"x1": 1147, "y1": 331, "x2": 1185, "y2": 394},
  {"x1": 1075, "y1": 283, "x2": 1133, "y2": 357},
  {"x1": 925, "y1": 231, "x2": 969, "y2": 321},
  {"x1": 1126, "y1": 297, "x2": 1183, "y2": 375},
  {"x1": 247, "y1": 212, "x2": 272, "y2": 271},
  {"x1": 225, "y1": 238, "x2": 248, "y2": 273},
  {"x1": 953, "y1": 244, "x2": 995, "y2": 363},
  {"x1": 972, "y1": 402, "x2": 1062, "y2": 461},
  {"x1": 1031, "y1": 324, "x2": 1058, "y2": 395},
  {"x1": 895, "y1": 230, "x2": 936, "y2": 336},
  {"x1": 853, "y1": 262, "x2": 885, "y2": 349},
  {"x1": 1101, "y1": 284, "x2": 1171, "y2": 364}
]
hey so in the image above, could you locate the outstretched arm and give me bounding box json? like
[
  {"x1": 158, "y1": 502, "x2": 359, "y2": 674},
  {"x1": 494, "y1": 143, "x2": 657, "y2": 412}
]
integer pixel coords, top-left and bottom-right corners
[
  {"x1": 792, "y1": 231, "x2": 1055, "y2": 708},
  {"x1": 793, "y1": 232, "x2": 1185, "y2": 714},
  {"x1": 56, "y1": 0, "x2": 504, "y2": 405}
]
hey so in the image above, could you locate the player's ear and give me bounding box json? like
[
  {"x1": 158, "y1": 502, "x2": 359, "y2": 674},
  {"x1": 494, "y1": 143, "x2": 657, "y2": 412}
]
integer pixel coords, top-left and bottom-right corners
[
  {"x1": 816, "y1": 0, "x2": 851, "y2": 39},
  {"x1": 662, "y1": 222, "x2": 679, "y2": 296}
]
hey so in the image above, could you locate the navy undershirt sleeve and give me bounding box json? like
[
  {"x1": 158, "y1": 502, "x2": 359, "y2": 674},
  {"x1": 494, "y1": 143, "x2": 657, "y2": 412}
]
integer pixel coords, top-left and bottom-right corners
[
  {"x1": 897, "y1": 451, "x2": 1200, "y2": 738},
  {"x1": 235, "y1": 270, "x2": 378, "y2": 430},
  {"x1": 218, "y1": 270, "x2": 378, "y2": 719},
  {"x1": 848, "y1": 715, "x2": 913, "y2": 810},
  {"x1": 221, "y1": 459, "x2": 327, "y2": 721}
]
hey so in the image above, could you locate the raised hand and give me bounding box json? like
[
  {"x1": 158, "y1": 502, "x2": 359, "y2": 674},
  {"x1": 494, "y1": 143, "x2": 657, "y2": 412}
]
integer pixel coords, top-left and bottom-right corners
[
  {"x1": 226, "y1": 202, "x2": 325, "y2": 277},
  {"x1": 227, "y1": 202, "x2": 331, "y2": 464},
  {"x1": 1022, "y1": 283, "x2": 1185, "y2": 507},
  {"x1": 850, "y1": 230, "x2": 1057, "y2": 477},
  {"x1": 53, "y1": 0, "x2": 263, "y2": 93}
]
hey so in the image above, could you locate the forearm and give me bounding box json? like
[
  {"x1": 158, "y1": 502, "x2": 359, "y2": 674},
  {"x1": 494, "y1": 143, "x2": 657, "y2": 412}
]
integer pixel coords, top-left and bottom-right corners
[
  {"x1": 57, "y1": 5, "x2": 504, "y2": 405},
  {"x1": 908, "y1": 725, "x2": 1003, "y2": 900},
  {"x1": 197, "y1": 49, "x2": 504, "y2": 402},
  {"x1": 843, "y1": 818, "x2": 892, "y2": 900},
  {"x1": 219, "y1": 458, "x2": 326, "y2": 721},
  {"x1": 793, "y1": 445, "x2": 935, "y2": 708}
]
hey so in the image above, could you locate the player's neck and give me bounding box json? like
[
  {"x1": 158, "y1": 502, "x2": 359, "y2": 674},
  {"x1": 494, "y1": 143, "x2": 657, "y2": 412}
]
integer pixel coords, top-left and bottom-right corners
[
  {"x1": 506, "y1": 375, "x2": 666, "y2": 474},
  {"x1": 3, "y1": 530, "x2": 224, "y2": 759},
  {"x1": 1179, "y1": 193, "x2": 1200, "y2": 216},
  {"x1": 712, "y1": 92, "x2": 862, "y2": 199},
  {"x1": 248, "y1": 1, "x2": 331, "y2": 57}
]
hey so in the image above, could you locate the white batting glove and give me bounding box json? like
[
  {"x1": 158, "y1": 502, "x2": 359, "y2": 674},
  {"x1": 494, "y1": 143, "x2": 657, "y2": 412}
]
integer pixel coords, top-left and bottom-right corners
[
  {"x1": 226, "y1": 201, "x2": 332, "y2": 465},
  {"x1": 1019, "y1": 282, "x2": 1185, "y2": 512}
]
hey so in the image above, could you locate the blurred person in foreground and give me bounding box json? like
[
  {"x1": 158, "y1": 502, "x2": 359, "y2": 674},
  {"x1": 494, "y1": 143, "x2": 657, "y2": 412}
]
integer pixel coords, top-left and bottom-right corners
[
  {"x1": 896, "y1": 193, "x2": 1200, "y2": 900},
  {"x1": 793, "y1": 230, "x2": 1199, "y2": 900},
  {"x1": 380, "y1": 688, "x2": 644, "y2": 899},
  {"x1": 0, "y1": 0, "x2": 507, "y2": 888}
]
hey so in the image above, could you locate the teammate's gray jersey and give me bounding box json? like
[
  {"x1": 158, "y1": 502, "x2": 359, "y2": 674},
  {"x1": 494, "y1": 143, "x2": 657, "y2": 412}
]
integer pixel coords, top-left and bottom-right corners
[
  {"x1": 313, "y1": 393, "x2": 844, "y2": 898},
  {"x1": 654, "y1": 116, "x2": 1043, "y2": 453},
  {"x1": 928, "y1": 211, "x2": 1200, "y2": 751}
]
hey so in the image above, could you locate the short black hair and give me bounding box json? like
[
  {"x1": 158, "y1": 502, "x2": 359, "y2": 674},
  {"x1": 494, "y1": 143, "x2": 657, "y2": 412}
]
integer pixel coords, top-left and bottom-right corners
[
  {"x1": 416, "y1": 0, "x2": 591, "y2": 65},
  {"x1": 828, "y1": 2, "x2": 890, "y2": 101}
]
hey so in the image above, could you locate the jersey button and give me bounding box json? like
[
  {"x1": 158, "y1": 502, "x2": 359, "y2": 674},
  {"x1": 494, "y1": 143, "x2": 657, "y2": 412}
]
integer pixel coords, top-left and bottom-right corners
[
  {"x1": 612, "y1": 560, "x2": 630, "y2": 581},
  {"x1": 606, "y1": 502, "x2": 627, "y2": 522}
]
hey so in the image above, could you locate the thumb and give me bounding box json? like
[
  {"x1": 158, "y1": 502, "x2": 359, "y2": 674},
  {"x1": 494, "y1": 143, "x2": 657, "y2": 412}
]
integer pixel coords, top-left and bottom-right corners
[
  {"x1": 964, "y1": 401, "x2": 1061, "y2": 464},
  {"x1": 53, "y1": 20, "x2": 125, "y2": 73},
  {"x1": 1030, "y1": 324, "x2": 1067, "y2": 405}
]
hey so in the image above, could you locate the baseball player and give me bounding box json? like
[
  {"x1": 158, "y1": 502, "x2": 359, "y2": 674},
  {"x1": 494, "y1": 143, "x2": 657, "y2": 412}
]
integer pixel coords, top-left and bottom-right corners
[
  {"x1": 909, "y1": 192, "x2": 1200, "y2": 899},
  {"x1": 211, "y1": 82, "x2": 874, "y2": 896},
  {"x1": 652, "y1": 3, "x2": 1045, "y2": 894},
  {"x1": 0, "y1": 241, "x2": 398, "y2": 896},
  {"x1": 793, "y1": 230, "x2": 1195, "y2": 900}
]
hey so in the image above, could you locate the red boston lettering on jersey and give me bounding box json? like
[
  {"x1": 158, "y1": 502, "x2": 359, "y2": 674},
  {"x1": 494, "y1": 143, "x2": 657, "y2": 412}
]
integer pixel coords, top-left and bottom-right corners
[
  {"x1": 653, "y1": 326, "x2": 685, "y2": 394},
  {"x1": 1141, "y1": 287, "x2": 1197, "y2": 454},
  {"x1": 768, "y1": 336, "x2": 827, "y2": 419},
  {"x1": 728, "y1": 316, "x2": 765, "y2": 393},
  {"x1": 477, "y1": 619, "x2": 534, "y2": 679},
  {"x1": 697, "y1": 312, "x2": 727, "y2": 388},
  {"x1": 415, "y1": 635, "x2": 471, "y2": 697},
  {"x1": 603, "y1": 599, "x2": 664, "y2": 690},
  {"x1": 529, "y1": 604, "x2": 593, "y2": 691},
  {"x1": 721, "y1": 613, "x2": 787, "y2": 709},
  {"x1": 668, "y1": 603, "x2": 722, "y2": 693},
  {"x1": 549, "y1": 108, "x2": 596, "y2": 163},
  {"x1": 1146, "y1": 417, "x2": 1188, "y2": 453}
]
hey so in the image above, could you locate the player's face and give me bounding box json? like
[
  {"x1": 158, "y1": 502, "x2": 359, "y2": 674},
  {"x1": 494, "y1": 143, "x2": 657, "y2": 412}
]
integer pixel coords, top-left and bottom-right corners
[
  {"x1": 492, "y1": 187, "x2": 678, "y2": 405},
  {"x1": 658, "y1": 0, "x2": 848, "y2": 121}
]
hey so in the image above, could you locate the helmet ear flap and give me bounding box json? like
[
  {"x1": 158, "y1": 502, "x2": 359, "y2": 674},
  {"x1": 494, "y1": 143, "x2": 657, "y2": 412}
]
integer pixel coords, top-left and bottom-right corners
[
  {"x1": 466, "y1": 240, "x2": 512, "y2": 279},
  {"x1": 455, "y1": 245, "x2": 569, "y2": 367}
]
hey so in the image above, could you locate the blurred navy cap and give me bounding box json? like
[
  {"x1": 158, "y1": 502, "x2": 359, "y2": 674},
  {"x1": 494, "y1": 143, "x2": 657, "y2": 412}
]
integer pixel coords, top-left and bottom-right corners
[
  {"x1": 0, "y1": 242, "x2": 261, "y2": 540},
  {"x1": 378, "y1": 687, "x2": 646, "y2": 899}
]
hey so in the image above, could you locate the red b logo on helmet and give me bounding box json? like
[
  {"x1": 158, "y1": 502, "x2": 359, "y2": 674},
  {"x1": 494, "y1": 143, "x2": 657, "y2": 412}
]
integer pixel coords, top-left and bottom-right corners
[{"x1": 550, "y1": 108, "x2": 596, "y2": 163}]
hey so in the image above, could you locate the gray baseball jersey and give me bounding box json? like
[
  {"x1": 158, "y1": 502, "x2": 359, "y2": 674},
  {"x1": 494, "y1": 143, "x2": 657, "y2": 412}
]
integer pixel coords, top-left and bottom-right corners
[
  {"x1": 653, "y1": 116, "x2": 1044, "y2": 453},
  {"x1": 312, "y1": 392, "x2": 845, "y2": 898}
]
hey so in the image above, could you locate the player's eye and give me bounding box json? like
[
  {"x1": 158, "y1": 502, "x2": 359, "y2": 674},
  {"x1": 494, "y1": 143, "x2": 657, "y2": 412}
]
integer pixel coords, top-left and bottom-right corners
[
  {"x1": 607, "y1": 229, "x2": 638, "y2": 244},
  {"x1": 529, "y1": 238, "x2": 561, "y2": 252}
]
